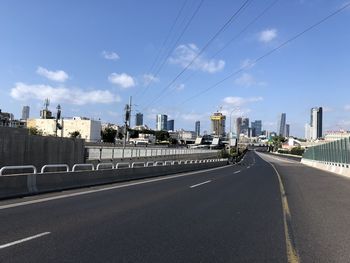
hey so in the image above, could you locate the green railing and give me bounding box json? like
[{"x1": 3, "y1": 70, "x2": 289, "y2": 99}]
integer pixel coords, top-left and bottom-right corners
[{"x1": 303, "y1": 137, "x2": 350, "y2": 164}]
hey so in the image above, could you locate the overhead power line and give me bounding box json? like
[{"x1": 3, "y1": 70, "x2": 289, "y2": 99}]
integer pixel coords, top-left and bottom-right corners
[
  {"x1": 142, "y1": 0, "x2": 253, "y2": 110},
  {"x1": 135, "y1": 0, "x2": 204, "y2": 99},
  {"x1": 165, "y1": 0, "x2": 279, "y2": 99},
  {"x1": 178, "y1": 2, "x2": 350, "y2": 106}
]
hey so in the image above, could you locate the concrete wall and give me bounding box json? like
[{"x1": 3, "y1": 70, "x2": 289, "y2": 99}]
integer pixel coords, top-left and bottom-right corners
[
  {"x1": 0, "y1": 161, "x2": 227, "y2": 199},
  {"x1": 0, "y1": 126, "x2": 85, "y2": 170},
  {"x1": 301, "y1": 159, "x2": 350, "y2": 177}
]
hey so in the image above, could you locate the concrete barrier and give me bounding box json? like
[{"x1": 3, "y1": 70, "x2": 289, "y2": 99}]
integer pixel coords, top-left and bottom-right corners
[
  {"x1": 0, "y1": 161, "x2": 228, "y2": 200},
  {"x1": 301, "y1": 159, "x2": 350, "y2": 177}
]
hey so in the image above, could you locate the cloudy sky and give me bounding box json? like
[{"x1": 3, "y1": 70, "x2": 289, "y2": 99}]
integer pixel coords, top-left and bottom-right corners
[{"x1": 1, "y1": 0, "x2": 350, "y2": 137}]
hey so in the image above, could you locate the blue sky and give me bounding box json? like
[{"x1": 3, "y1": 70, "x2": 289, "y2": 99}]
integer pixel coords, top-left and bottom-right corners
[{"x1": 1, "y1": 0, "x2": 349, "y2": 137}]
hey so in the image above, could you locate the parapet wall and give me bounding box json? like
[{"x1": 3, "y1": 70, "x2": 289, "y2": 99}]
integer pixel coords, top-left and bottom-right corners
[{"x1": 0, "y1": 161, "x2": 227, "y2": 200}]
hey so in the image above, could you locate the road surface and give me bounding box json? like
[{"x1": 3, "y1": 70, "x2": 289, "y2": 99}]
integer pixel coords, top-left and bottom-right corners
[{"x1": 1, "y1": 151, "x2": 350, "y2": 262}]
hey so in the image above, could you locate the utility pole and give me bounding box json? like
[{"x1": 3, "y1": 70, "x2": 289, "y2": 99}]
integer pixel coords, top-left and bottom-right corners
[{"x1": 122, "y1": 96, "x2": 132, "y2": 158}]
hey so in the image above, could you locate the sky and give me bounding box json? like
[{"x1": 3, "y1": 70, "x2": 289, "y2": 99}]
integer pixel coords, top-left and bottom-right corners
[{"x1": 1, "y1": 0, "x2": 350, "y2": 137}]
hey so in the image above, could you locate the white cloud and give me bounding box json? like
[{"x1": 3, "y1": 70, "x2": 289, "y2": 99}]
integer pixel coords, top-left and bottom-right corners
[
  {"x1": 344, "y1": 105, "x2": 350, "y2": 111},
  {"x1": 223, "y1": 96, "x2": 263, "y2": 107},
  {"x1": 102, "y1": 51, "x2": 120, "y2": 60},
  {"x1": 10, "y1": 82, "x2": 120, "y2": 105},
  {"x1": 234, "y1": 73, "x2": 266, "y2": 87},
  {"x1": 143, "y1": 74, "x2": 159, "y2": 86},
  {"x1": 259, "y1": 29, "x2": 277, "y2": 43},
  {"x1": 36, "y1": 66, "x2": 69, "y2": 82},
  {"x1": 108, "y1": 73, "x2": 136, "y2": 88},
  {"x1": 169, "y1": 43, "x2": 225, "y2": 73}
]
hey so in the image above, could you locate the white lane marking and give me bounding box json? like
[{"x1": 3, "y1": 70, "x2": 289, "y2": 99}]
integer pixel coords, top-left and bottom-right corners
[
  {"x1": 190, "y1": 180, "x2": 211, "y2": 188},
  {"x1": 247, "y1": 166, "x2": 250, "y2": 169},
  {"x1": 0, "y1": 232, "x2": 51, "y2": 249},
  {"x1": 234, "y1": 170, "x2": 241, "y2": 174},
  {"x1": 0, "y1": 165, "x2": 229, "y2": 210}
]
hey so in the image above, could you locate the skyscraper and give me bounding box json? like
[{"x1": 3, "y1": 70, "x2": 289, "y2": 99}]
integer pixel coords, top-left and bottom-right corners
[
  {"x1": 167, "y1": 119, "x2": 174, "y2": 131},
  {"x1": 240, "y1": 117, "x2": 249, "y2": 135},
  {"x1": 310, "y1": 107, "x2": 323, "y2": 139},
  {"x1": 210, "y1": 112, "x2": 226, "y2": 137},
  {"x1": 156, "y1": 114, "x2": 168, "y2": 131},
  {"x1": 277, "y1": 113, "x2": 286, "y2": 137},
  {"x1": 21, "y1": 106, "x2": 30, "y2": 120},
  {"x1": 195, "y1": 121, "x2": 200, "y2": 137},
  {"x1": 285, "y1": 124, "x2": 290, "y2": 137},
  {"x1": 236, "y1": 117, "x2": 242, "y2": 136},
  {"x1": 135, "y1": 112, "x2": 143, "y2": 126},
  {"x1": 251, "y1": 120, "x2": 262, "y2": 137}
]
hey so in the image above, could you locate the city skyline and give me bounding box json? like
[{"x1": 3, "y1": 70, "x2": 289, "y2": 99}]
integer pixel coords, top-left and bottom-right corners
[{"x1": 0, "y1": 1, "x2": 350, "y2": 137}]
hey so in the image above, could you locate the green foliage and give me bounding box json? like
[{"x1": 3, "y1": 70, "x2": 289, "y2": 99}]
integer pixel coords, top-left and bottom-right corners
[
  {"x1": 101, "y1": 127, "x2": 117, "y2": 143},
  {"x1": 169, "y1": 137, "x2": 178, "y2": 145},
  {"x1": 290, "y1": 146, "x2": 305, "y2": 156},
  {"x1": 155, "y1": 130, "x2": 170, "y2": 141},
  {"x1": 272, "y1": 136, "x2": 287, "y2": 151},
  {"x1": 129, "y1": 129, "x2": 139, "y2": 139},
  {"x1": 28, "y1": 127, "x2": 43, "y2": 136},
  {"x1": 69, "y1": 131, "x2": 81, "y2": 138}
]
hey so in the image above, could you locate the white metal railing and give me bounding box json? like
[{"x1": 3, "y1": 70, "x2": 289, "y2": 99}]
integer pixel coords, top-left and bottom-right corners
[
  {"x1": 116, "y1": 163, "x2": 131, "y2": 169},
  {"x1": 0, "y1": 158, "x2": 228, "y2": 176},
  {"x1": 96, "y1": 163, "x2": 114, "y2": 170},
  {"x1": 131, "y1": 162, "x2": 145, "y2": 168},
  {"x1": 41, "y1": 164, "x2": 69, "y2": 173},
  {"x1": 86, "y1": 146, "x2": 219, "y2": 160},
  {"x1": 72, "y1": 163, "x2": 94, "y2": 172},
  {"x1": 0, "y1": 165, "x2": 37, "y2": 176}
]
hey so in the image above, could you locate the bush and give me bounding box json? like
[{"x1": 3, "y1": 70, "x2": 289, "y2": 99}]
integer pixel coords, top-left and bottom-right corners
[{"x1": 290, "y1": 147, "x2": 305, "y2": 156}]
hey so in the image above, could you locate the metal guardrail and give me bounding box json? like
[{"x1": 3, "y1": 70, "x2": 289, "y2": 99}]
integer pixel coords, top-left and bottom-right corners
[
  {"x1": 0, "y1": 158, "x2": 228, "y2": 175},
  {"x1": 96, "y1": 163, "x2": 114, "y2": 170},
  {"x1": 131, "y1": 162, "x2": 145, "y2": 168},
  {"x1": 0, "y1": 165, "x2": 37, "y2": 176},
  {"x1": 41, "y1": 164, "x2": 69, "y2": 173},
  {"x1": 72, "y1": 163, "x2": 94, "y2": 172},
  {"x1": 116, "y1": 163, "x2": 131, "y2": 169}
]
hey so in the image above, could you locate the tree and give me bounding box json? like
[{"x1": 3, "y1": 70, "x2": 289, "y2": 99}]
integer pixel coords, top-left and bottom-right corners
[
  {"x1": 28, "y1": 127, "x2": 43, "y2": 136},
  {"x1": 69, "y1": 131, "x2": 81, "y2": 138},
  {"x1": 155, "y1": 130, "x2": 170, "y2": 141},
  {"x1": 101, "y1": 127, "x2": 117, "y2": 143}
]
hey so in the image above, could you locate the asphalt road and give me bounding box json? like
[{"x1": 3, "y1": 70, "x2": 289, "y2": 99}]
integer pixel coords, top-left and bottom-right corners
[{"x1": 1, "y1": 151, "x2": 350, "y2": 262}]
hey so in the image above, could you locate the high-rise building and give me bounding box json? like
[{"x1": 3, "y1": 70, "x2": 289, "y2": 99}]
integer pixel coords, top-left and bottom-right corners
[
  {"x1": 135, "y1": 113, "x2": 143, "y2": 126},
  {"x1": 235, "y1": 117, "x2": 242, "y2": 136},
  {"x1": 285, "y1": 124, "x2": 290, "y2": 137},
  {"x1": 240, "y1": 117, "x2": 249, "y2": 135},
  {"x1": 156, "y1": 114, "x2": 168, "y2": 131},
  {"x1": 311, "y1": 107, "x2": 323, "y2": 139},
  {"x1": 305, "y1": 123, "x2": 312, "y2": 141},
  {"x1": 210, "y1": 112, "x2": 226, "y2": 137},
  {"x1": 251, "y1": 120, "x2": 262, "y2": 137},
  {"x1": 195, "y1": 121, "x2": 200, "y2": 137},
  {"x1": 21, "y1": 106, "x2": 30, "y2": 120},
  {"x1": 167, "y1": 120, "x2": 174, "y2": 131},
  {"x1": 277, "y1": 113, "x2": 286, "y2": 137}
]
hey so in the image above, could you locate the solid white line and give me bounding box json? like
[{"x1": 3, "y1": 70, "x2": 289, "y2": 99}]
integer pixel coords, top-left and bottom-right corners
[
  {"x1": 0, "y1": 232, "x2": 51, "y2": 249},
  {"x1": 234, "y1": 170, "x2": 241, "y2": 174},
  {"x1": 0, "y1": 165, "x2": 229, "y2": 210},
  {"x1": 247, "y1": 166, "x2": 250, "y2": 169},
  {"x1": 190, "y1": 180, "x2": 211, "y2": 188}
]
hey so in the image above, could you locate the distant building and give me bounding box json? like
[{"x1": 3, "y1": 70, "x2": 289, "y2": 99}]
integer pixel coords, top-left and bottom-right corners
[
  {"x1": 251, "y1": 120, "x2": 262, "y2": 137},
  {"x1": 21, "y1": 106, "x2": 30, "y2": 120},
  {"x1": 285, "y1": 124, "x2": 290, "y2": 137},
  {"x1": 324, "y1": 130, "x2": 350, "y2": 141},
  {"x1": 156, "y1": 114, "x2": 168, "y2": 131},
  {"x1": 27, "y1": 117, "x2": 101, "y2": 142},
  {"x1": 195, "y1": 121, "x2": 200, "y2": 137},
  {"x1": 135, "y1": 113, "x2": 143, "y2": 126},
  {"x1": 311, "y1": 107, "x2": 322, "y2": 140},
  {"x1": 235, "y1": 117, "x2": 242, "y2": 136},
  {"x1": 210, "y1": 112, "x2": 226, "y2": 137},
  {"x1": 241, "y1": 117, "x2": 249, "y2": 135},
  {"x1": 167, "y1": 119, "x2": 174, "y2": 131},
  {"x1": 277, "y1": 113, "x2": 286, "y2": 137}
]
